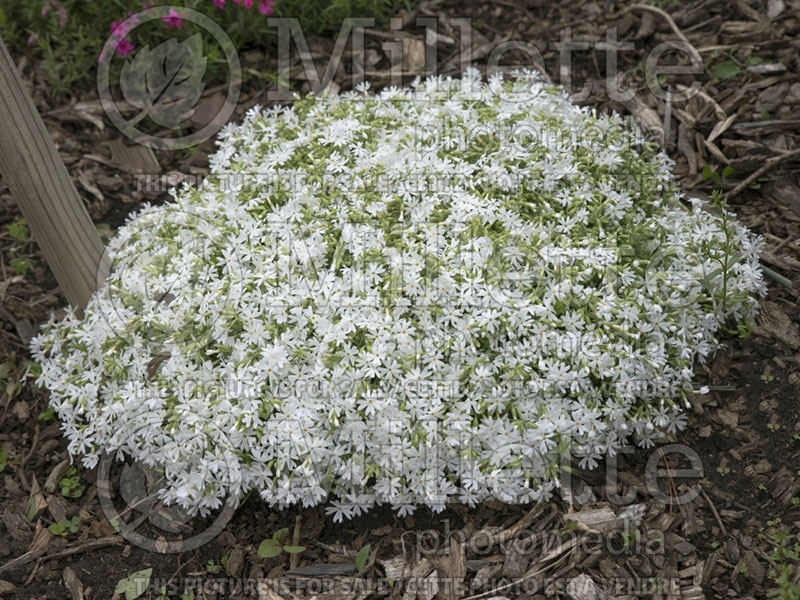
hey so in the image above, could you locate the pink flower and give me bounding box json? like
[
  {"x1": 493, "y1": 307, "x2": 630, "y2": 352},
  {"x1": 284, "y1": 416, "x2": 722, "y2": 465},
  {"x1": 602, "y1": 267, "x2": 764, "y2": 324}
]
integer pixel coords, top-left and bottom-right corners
[
  {"x1": 162, "y1": 9, "x2": 186, "y2": 28},
  {"x1": 232, "y1": 0, "x2": 254, "y2": 7},
  {"x1": 41, "y1": 1, "x2": 67, "y2": 27},
  {"x1": 100, "y1": 11, "x2": 139, "y2": 62},
  {"x1": 110, "y1": 13, "x2": 139, "y2": 39},
  {"x1": 258, "y1": 0, "x2": 274, "y2": 14},
  {"x1": 115, "y1": 39, "x2": 135, "y2": 57},
  {"x1": 213, "y1": 0, "x2": 225, "y2": 6},
  {"x1": 27, "y1": 34, "x2": 40, "y2": 45}
]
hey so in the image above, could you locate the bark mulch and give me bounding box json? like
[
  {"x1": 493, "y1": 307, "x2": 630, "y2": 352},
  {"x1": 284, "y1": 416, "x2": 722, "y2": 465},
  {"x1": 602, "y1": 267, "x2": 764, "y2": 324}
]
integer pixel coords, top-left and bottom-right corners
[{"x1": 1, "y1": 0, "x2": 799, "y2": 598}]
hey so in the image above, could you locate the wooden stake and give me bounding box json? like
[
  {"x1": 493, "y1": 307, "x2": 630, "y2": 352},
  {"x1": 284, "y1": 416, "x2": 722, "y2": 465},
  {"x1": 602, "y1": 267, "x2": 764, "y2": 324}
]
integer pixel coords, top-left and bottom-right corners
[{"x1": 0, "y1": 34, "x2": 108, "y2": 310}]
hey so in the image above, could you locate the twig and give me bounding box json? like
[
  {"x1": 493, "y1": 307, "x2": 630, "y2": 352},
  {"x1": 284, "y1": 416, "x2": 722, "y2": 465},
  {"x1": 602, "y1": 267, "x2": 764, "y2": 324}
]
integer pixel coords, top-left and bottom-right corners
[
  {"x1": 42, "y1": 535, "x2": 123, "y2": 561},
  {"x1": 659, "y1": 448, "x2": 679, "y2": 517},
  {"x1": 20, "y1": 424, "x2": 41, "y2": 469},
  {"x1": 0, "y1": 536, "x2": 121, "y2": 576},
  {"x1": 290, "y1": 514, "x2": 302, "y2": 570},
  {"x1": 463, "y1": 505, "x2": 545, "y2": 550},
  {"x1": 461, "y1": 537, "x2": 580, "y2": 600},
  {"x1": 726, "y1": 147, "x2": 800, "y2": 199},
  {"x1": 772, "y1": 235, "x2": 796, "y2": 253},
  {"x1": 617, "y1": 4, "x2": 691, "y2": 46},
  {"x1": 761, "y1": 264, "x2": 793, "y2": 288},
  {"x1": 15, "y1": 423, "x2": 41, "y2": 491},
  {"x1": 492, "y1": 0, "x2": 535, "y2": 20},
  {"x1": 663, "y1": 86, "x2": 673, "y2": 149},
  {"x1": 24, "y1": 559, "x2": 40, "y2": 585},
  {"x1": 700, "y1": 486, "x2": 728, "y2": 537},
  {"x1": 0, "y1": 545, "x2": 53, "y2": 574}
]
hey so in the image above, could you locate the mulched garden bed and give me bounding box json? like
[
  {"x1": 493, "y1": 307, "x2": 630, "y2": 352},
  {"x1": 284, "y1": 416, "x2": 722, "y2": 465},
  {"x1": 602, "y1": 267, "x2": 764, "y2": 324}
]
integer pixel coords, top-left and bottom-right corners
[{"x1": 1, "y1": 0, "x2": 799, "y2": 598}]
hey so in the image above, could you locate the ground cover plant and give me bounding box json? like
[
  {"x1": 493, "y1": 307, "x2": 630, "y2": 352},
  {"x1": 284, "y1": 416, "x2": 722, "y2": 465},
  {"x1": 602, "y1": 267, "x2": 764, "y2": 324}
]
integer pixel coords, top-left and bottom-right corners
[
  {"x1": 30, "y1": 68, "x2": 766, "y2": 521},
  {"x1": 0, "y1": 0, "x2": 401, "y2": 95}
]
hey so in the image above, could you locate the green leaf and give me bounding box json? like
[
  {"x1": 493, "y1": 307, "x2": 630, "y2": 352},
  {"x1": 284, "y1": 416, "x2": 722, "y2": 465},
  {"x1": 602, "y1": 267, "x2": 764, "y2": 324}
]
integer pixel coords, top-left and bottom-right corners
[
  {"x1": 282, "y1": 545, "x2": 306, "y2": 554},
  {"x1": 272, "y1": 527, "x2": 289, "y2": 543},
  {"x1": 0, "y1": 449, "x2": 7, "y2": 473},
  {"x1": 9, "y1": 258, "x2": 30, "y2": 275},
  {"x1": 7, "y1": 219, "x2": 28, "y2": 240},
  {"x1": 39, "y1": 406, "x2": 55, "y2": 422},
  {"x1": 257, "y1": 538, "x2": 282, "y2": 558},
  {"x1": 713, "y1": 61, "x2": 740, "y2": 80},
  {"x1": 722, "y1": 165, "x2": 736, "y2": 179},
  {"x1": 26, "y1": 497, "x2": 36, "y2": 521},
  {"x1": 182, "y1": 590, "x2": 195, "y2": 600},
  {"x1": 356, "y1": 544, "x2": 371, "y2": 573},
  {"x1": 114, "y1": 569, "x2": 153, "y2": 600},
  {"x1": 48, "y1": 522, "x2": 66, "y2": 536}
]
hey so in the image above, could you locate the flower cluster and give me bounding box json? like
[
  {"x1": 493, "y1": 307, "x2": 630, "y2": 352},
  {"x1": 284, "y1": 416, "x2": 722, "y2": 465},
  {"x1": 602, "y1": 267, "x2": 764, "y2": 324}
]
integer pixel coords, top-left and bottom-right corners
[
  {"x1": 97, "y1": 0, "x2": 275, "y2": 61},
  {"x1": 28, "y1": 0, "x2": 68, "y2": 45},
  {"x1": 32, "y1": 69, "x2": 766, "y2": 519}
]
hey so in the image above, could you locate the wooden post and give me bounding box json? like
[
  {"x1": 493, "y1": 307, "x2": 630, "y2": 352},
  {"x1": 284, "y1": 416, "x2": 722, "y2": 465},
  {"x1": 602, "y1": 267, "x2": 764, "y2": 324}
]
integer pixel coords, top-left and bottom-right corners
[{"x1": 0, "y1": 33, "x2": 109, "y2": 310}]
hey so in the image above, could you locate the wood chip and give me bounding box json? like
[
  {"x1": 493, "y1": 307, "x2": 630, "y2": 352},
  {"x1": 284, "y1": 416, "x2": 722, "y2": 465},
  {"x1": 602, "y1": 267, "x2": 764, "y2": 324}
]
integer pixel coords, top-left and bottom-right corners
[
  {"x1": 434, "y1": 538, "x2": 466, "y2": 600},
  {"x1": 707, "y1": 113, "x2": 737, "y2": 144},
  {"x1": 0, "y1": 580, "x2": 16, "y2": 595},
  {"x1": 1, "y1": 510, "x2": 32, "y2": 543},
  {"x1": 753, "y1": 301, "x2": 800, "y2": 349},
  {"x1": 27, "y1": 476, "x2": 48, "y2": 522},
  {"x1": 105, "y1": 138, "x2": 161, "y2": 175},
  {"x1": 63, "y1": 566, "x2": 84, "y2": 600},
  {"x1": 44, "y1": 458, "x2": 70, "y2": 494},
  {"x1": 46, "y1": 495, "x2": 67, "y2": 524},
  {"x1": 285, "y1": 563, "x2": 356, "y2": 576},
  {"x1": 566, "y1": 574, "x2": 607, "y2": 600},
  {"x1": 501, "y1": 547, "x2": 529, "y2": 579}
]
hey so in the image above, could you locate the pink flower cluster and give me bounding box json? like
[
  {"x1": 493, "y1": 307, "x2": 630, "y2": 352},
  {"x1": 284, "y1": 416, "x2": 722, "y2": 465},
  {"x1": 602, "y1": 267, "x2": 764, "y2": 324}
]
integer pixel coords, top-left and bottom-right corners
[
  {"x1": 96, "y1": 0, "x2": 276, "y2": 63},
  {"x1": 162, "y1": 9, "x2": 187, "y2": 28},
  {"x1": 98, "y1": 12, "x2": 140, "y2": 61},
  {"x1": 213, "y1": 0, "x2": 275, "y2": 15},
  {"x1": 30, "y1": 0, "x2": 67, "y2": 43},
  {"x1": 41, "y1": 0, "x2": 68, "y2": 28}
]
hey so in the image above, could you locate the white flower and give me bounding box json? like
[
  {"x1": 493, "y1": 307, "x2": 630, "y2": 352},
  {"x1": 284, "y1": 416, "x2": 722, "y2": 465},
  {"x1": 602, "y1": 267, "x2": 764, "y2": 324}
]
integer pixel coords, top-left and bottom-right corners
[{"x1": 31, "y1": 69, "x2": 765, "y2": 518}]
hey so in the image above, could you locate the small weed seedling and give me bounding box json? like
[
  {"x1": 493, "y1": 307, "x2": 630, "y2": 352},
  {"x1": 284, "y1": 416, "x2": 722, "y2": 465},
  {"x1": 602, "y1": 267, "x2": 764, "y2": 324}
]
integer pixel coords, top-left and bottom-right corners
[
  {"x1": 257, "y1": 527, "x2": 306, "y2": 559},
  {"x1": 59, "y1": 466, "x2": 85, "y2": 498},
  {"x1": 48, "y1": 516, "x2": 79, "y2": 537}
]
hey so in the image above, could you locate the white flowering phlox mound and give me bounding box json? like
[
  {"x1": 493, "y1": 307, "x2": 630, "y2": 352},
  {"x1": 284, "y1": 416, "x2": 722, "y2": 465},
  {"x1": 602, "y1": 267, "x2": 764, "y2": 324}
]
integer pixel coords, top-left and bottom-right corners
[{"x1": 32, "y1": 69, "x2": 766, "y2": 520}]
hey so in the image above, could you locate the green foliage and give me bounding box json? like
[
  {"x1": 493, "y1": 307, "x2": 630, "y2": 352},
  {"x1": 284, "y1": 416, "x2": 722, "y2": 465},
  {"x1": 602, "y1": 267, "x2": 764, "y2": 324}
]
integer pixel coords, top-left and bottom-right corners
[
  {"x1": 356, "y1": 543, "x2": 371, "y2": 573},
  {"x1": 206, "y1": 559, "x2": 222, "y2": 574},
  {"x1": 257, "y1": 527, "x2": 306, "y2": 558},
  {"x1": 3, "y1": 219, "x2": 36, "y2": 276},
  {"x1": 7, "y1": 219, "x2": 28, "y2": 241},
  {"x1": 713, "y1": 61, "x2": 740, "y2": 80},
  {"x1": 0, "y1": 449, "x2": 7, "y2": 473},
  {"x1": 5, "y1": 0, "x2": 403, "y2": 97},
  {"x1": 701, "y1": 165, "x2": 735, "y2": 187},
  {"x1": 59, "y1": 466, "x2": 86, "y2": 498},
  {"x1": 48, "y1": 516, "x2": 79, "y2": 536},
  {"x1": 762, "y1": 519, "x2": 800, "y2": 600},
  {"x1": 0, "y1": 357, "x2": 23, "y2": 414},
  {"x1": 114, "y1": 568, "x2": 153, "y2": 600}
]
